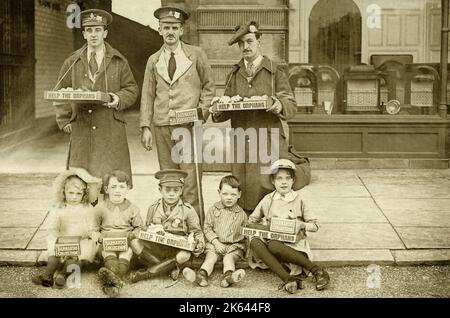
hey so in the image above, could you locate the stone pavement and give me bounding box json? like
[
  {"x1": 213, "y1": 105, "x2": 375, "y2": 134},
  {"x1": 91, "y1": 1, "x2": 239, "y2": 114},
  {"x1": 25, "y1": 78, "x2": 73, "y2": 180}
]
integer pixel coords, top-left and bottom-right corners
[{"x1": 1, "y1": 112, "x2": 450, "y2": 267}]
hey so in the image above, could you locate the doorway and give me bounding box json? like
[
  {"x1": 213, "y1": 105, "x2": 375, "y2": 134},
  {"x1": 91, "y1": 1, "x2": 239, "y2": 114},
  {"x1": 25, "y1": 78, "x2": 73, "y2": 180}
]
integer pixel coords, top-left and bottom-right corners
[{"x1": 309, "y1": 0, "x2": 362, "y2": 66}]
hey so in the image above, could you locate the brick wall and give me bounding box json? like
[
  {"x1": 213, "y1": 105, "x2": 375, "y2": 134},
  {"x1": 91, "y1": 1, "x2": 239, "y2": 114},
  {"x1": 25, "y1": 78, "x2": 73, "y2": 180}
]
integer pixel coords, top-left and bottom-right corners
[{"x1": 34, "y1": 0, "x2": 74, "y2": 119}]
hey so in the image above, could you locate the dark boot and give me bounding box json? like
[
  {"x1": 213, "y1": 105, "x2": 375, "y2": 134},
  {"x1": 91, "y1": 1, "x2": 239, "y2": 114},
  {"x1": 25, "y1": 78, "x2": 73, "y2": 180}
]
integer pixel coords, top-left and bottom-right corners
[
  {"x1": 281, "y1": 276, "x2": 305, "y2": 294},
  {"x1": 99, "y1": 256, "x2": 123, "y2": 289},
  {"x1": 313, "y1": 269, "x2": 330, "y2": 291},
  {"x1": 128, "y1": 258, "x2": 177, "y2": 284},
  {"x1": 32, "y1": 256, "x2": 60, "y2": 287}
]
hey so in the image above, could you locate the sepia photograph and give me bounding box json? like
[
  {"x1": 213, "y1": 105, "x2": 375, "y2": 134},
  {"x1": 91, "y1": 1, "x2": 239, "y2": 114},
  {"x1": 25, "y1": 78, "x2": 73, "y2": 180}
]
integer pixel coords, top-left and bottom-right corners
[{"x1": 0, "y1": 0, "x2": 449, "y2": 306}]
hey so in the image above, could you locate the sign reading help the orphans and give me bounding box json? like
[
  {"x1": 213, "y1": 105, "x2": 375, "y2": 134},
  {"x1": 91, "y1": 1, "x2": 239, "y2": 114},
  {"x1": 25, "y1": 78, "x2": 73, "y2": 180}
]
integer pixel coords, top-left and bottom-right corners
[
  {"x1": 55, "y1": 236, "x2": 81, "y2": 257},
  {"x1": 138, "y1": 229, "x2": 195, "y2": 252},
  {"x1": 44, "y1": 90, "x2": 109, "y2": 103},
  {"x1": 216, "y1": 100, "x2": 267, "y2": 111},
  {"x1": 242, "y1": 227, "x2": 297, "y2": 243},
  {"x1": 102, "y1": 237, "x2": 128, "y2": 252}
]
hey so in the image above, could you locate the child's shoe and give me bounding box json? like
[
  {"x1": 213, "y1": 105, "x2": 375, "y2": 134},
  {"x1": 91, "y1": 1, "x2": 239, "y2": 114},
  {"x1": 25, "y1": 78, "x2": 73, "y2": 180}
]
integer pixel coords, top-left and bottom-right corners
[
  {"x1": 102, "y1": 286, "x2": 120, "y2": 298},
  {"x1": 31, "y1": 273, "x2": 53, "y2": 287},
  {"x1": 182, "y1": 267, "x2": 197, "y2": 283},
  {"x1": 54, "y1": 271, "x2": 67, "y2": 289},
  {"x1": 220, "y1": 269, "x2": 245, "y2": 288},
  {"x1": 281, "y1": 277, "x2": 304, "y2": 294},
  {"x1": 98, "y1": 267, "x2": 124, "y2": 288},
  {"x1": 170, "y1": 266, "x2": 180, "y2": 281},
  {"x1": 196, "y1": 269, "x2": 209, "y2": 287},
  {"x1": 313, "y1": 269, "x2": 330, "y2": 291}
]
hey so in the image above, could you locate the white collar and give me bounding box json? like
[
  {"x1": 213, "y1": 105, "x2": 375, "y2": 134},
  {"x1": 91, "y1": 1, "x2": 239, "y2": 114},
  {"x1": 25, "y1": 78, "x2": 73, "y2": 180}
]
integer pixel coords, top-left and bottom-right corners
[
  {"x1": 87, "y1": 45, "x2": 105, "y2": 58},
  {"x1": 163, "y1": 42, "x2": 182, "y2": 56},
  {"x1": 272, "y1": 190, "x2": 298, "y2": 202},
  {"x1": 244, "y1": 55, "x2": 263, "y2": 69}
]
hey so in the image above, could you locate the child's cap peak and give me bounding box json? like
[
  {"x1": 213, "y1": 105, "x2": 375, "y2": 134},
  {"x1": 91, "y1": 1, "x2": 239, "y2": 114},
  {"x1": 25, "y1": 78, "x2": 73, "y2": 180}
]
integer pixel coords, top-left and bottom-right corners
[{"x1": 155, "y1": 169, "x2": 188, "y2": 187}]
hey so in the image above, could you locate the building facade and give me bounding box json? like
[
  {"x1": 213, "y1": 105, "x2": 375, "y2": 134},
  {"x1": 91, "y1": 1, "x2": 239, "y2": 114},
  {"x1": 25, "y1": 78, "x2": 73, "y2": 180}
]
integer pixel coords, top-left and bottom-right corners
[{"x1": 163, "y1": 0, "x2": 450, "y2": 167}]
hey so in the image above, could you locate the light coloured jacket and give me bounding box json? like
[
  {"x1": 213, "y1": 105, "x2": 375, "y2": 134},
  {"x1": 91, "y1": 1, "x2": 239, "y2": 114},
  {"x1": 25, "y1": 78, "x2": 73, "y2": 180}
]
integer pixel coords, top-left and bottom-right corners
[{"x1": 140, "y1": 42, "x2": 215, "y2": 127}]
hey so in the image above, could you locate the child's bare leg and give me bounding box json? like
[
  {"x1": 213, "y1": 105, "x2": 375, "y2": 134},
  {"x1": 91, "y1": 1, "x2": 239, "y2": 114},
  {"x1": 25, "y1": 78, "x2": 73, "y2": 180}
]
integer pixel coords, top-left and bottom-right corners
[
  {"x1": 221, "y1": 251, "x2": 245, "y2": 288},
  {"x1": 200, "y1": 251, "x2": 219, "y2": 277},
  {"x1": 184, "y1": 251, "x2": 217, "y2": 287}
]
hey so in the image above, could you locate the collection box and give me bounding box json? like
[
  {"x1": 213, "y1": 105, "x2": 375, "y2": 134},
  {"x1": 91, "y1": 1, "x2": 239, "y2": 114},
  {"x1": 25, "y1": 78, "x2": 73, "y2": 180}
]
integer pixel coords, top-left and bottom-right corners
[
  {"x1": 55, "y1": 236, "x2": 81, "y2": 257},
  {"x1": 241, "y1": 227, "x2": 297, "y2": 243},
  {"x1": 169, "y1": 108, "x2": 200, "y2": 125},
  {"x1": 270, "y1": 217, "x2": 297, "y2": 235},
  {"x1": 216, "y1": 100, "x2": 267, "y2": 112},
  {"x1": 138, "y1": 229, "x2": 195, "y2": 252},
  {"x1": 44, "y1": 90, "x2": 109, "y2": 103}
]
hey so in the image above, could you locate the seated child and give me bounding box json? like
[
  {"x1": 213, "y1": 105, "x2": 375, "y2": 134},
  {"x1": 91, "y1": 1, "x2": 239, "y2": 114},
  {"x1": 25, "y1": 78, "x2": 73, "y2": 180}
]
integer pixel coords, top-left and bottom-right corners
[
  {"x1": 95, "y1": 170, "x2": 143, "y2": 298},
  {"x1": 183, "y1": 175, "x2": 247, "y2": 288},
  {"x1": 128, "y1": 169, "x2": 205, "y2": 283},
  {"x1": 248, "y1": 159, "x2": 330, "y2": 294},
  {"x1": 32, "y1": 168, "x2": 102, "y2": 288}
]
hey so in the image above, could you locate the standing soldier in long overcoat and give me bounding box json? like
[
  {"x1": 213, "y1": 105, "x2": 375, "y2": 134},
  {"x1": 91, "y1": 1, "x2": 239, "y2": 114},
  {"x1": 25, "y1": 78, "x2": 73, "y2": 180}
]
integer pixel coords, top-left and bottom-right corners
[
  {"x1": 54, "y1": 9, "x2": 139, "y2": 192},
  {"x1": 211, "y1": 21, "x2": 297, "y2": 214}
]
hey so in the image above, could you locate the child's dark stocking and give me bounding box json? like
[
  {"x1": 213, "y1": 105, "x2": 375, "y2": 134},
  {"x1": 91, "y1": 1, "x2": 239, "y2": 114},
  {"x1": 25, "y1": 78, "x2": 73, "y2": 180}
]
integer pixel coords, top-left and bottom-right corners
[
  {"x1": 267, "y1": 241, "x2": 320, "y2": 274},
  {"x1": 55, "y1": 257, "x2": 80, "y2": 288},
  {"x1": 128, "y1": 258, "x2": 177, "y2": 284},
  {"x1": 98, "y1": 256, "x2": 124, "y2": 290},
  {"x1": 118, "y1": 258, "x2": 130, "y2": 279},
  {"x1": 32, "y1": 256, "x2": 61, "y2": 287},
  {"x1": 138, "y1": 248, "x2": 161, "y2": 267},
  {"x1": 250, "y1": 238, "x2": 291, "y2": 282}
]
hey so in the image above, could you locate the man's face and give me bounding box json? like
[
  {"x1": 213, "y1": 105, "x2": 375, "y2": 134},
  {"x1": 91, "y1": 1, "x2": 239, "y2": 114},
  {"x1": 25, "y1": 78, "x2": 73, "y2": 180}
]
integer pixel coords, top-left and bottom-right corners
[
  {"x1": 159, "y1": 22, "x2": 183, "y2": 47},
  {"x1": 238, "y1": 33, "x2": 261, "y2": 62},
  {"x1": 159, "y1": 185, "x2": 183, "y2": 205},
  {"x1": 83, "y1": 26, "x2": 108, "y2": 48}
]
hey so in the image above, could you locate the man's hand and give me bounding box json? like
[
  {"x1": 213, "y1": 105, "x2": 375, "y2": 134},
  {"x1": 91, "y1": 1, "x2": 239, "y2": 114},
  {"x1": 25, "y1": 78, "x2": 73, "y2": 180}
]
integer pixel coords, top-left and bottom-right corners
[
  {"x1": 266, "y1": 96, "x2": 283, "y2": 115},
  {"x1": 213, "y1": 239, "x2": 227, "y2": 254},
  {"x1": 105, "y1": 93, "x2": 120, "y2": 110},
  {"x1": 141, "y1": 127, "x2": 153, "y2": 151},
  {"x1": 62, "y1": 124, "x2": 72, "y2": 134},
  {"x1": 209, "y1": 97, "x2": 223, "y2": 116}
]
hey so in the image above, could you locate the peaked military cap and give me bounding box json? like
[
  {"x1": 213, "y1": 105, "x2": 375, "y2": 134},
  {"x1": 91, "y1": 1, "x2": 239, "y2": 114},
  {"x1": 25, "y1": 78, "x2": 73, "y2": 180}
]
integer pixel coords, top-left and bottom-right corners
[
  {"x1": 154, "y1": 6, "x2": 190, "y2": 23},
  {"x1": 80, "y1": 9, "x2": 113, "y2": 27},
  {"x1": 155, "y1": 169, "x2": 188, "y2": 187}
]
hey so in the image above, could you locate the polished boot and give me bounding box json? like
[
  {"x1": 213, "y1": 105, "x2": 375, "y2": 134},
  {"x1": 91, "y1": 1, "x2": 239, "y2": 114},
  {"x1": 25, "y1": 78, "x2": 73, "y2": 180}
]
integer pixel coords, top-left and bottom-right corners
[
  {"x1": 128, "y1": 258, "x2": 177, "y2": 284},
  {"x1": 138, "y1": 248, "x2": 161, "y2": 267}
]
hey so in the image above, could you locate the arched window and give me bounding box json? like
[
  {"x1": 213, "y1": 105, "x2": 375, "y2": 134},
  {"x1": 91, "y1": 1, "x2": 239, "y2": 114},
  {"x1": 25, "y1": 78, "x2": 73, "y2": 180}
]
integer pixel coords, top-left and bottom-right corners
[{"x1": 309, "y1": 0, "x2": 362, "y2": 66}]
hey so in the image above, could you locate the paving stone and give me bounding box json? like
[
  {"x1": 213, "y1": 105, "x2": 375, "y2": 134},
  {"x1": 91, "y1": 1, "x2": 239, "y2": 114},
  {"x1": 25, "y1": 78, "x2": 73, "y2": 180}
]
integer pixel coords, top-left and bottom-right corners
[
  {"x1": 0, "y1": 250, "x2": 40, "y2": 266},
  {"x1": 26, "y1": 229, "x2": 49, "y2": 250},
  {"x1": 310, "y1": 159, "x2": 336, "y2": 170},
  {"x1": 368, "y1": 159, "x2": 409, "y2": 169},
  {"x1": 0, "y1": 228, "x2": 36, "y2": 249},
  {"x1": 382, "y1": 210, "x2": 450, "y2": 227},
  {"x1": 395, "y1": 227, "x2": 450, "y2": 249},
  {"x1": 364, "y1": 184, "x2": 450, "y2": 199},
  {"x1": 0, "y1": 198, "x2": 50, "y2": 212},
  {"x1": 0, "y1": 211, "x2": 47, "y2": 228},
  {"x1": 392, "y1": 249, "x2": 450, "y2": 265},
  {"x1": 312, "y1": 249, "x2": 395, "y2": 266},
  {"x1": 306, "y1": 198, "x2": 387, "y2": 223},
  {"x1": 375, "y1": 198, "x2": 450, "y2": 212},
  {"x1": 336, "y1": 159, "x2": 370, "y2": 170},
  {"x1": 409, "y1": 159, "x2": 449, "y2": 169},
  {"x1": 299, "y1": 184, "x2": 370, "y2": 198},
  {"x1": 312, "y1": 170, "x2": 363, "y2": 185},
  {"x1": 308, "y1": 224, "x2": 405, "y2": 249}
]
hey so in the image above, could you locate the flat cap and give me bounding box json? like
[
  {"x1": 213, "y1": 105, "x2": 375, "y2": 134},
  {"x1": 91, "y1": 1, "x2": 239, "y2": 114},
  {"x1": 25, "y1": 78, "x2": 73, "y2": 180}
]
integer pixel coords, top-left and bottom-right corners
[
  {"x1": 228, "y1": 21, "x2": 261, "y2": 46},
  {"x1": 80, "y1": 9, "x2": 113, "y2": 27},
  {"x1": 154, "y1": 6, "x2": 189, "y2": 23},
  {"x1": 155, "y1": 169, "x2": 188, "y2": 187}
]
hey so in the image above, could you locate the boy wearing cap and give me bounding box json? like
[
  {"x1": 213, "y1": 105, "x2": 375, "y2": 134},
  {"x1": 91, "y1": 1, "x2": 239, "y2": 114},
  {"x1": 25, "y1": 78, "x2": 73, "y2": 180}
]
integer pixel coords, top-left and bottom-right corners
[
  {"x1": 140, "y1": 6, "x2": 215, "y2": 219},
  {"x1": 54, "y1": 9, "x2": 138, "y2": 190},
  {"x1": 128, "y1": 169, "x2": 205, "y2": 283},
  {"x1": 210, "y1": 21, "x2": 297, "y2": 214}
]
